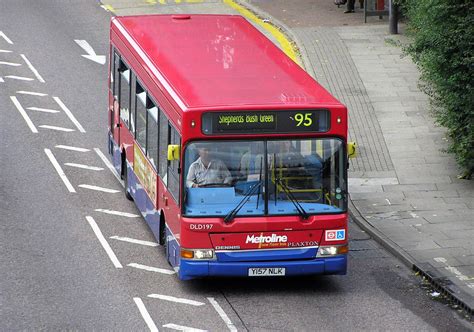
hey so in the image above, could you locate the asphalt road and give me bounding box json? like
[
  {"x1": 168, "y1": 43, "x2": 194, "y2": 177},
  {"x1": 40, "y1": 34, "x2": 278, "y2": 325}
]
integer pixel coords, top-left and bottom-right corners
[{"x1": 0, "y1": 0, "x2": 471, "y2": 330}]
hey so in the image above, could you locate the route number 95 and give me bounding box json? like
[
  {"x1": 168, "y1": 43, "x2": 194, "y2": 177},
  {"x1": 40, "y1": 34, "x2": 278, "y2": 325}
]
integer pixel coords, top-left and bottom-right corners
[{"x1": 294, "y1": 113, "x2": 313, "y2": 127}]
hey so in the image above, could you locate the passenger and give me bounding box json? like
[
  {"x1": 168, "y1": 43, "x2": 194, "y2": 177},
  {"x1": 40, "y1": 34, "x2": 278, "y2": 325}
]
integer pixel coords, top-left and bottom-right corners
[
  {"x1": 239, "y1": 143, "x2": 264, "y2": 178},
  {"x1": 186, "y1": 145, "x2": 232, "y2": 188}
]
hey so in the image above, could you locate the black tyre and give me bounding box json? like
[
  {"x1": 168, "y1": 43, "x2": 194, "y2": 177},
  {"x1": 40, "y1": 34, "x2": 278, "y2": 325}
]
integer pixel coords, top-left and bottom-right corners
[{"x1": 123, "y1": 161, "x2": 133, "y2": 201}]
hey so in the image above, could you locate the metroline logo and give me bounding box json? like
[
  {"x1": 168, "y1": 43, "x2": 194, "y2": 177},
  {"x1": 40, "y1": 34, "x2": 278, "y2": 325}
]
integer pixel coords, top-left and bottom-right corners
[{"x1": 246, "y1": 234, "x2": 288, "y2": 244}]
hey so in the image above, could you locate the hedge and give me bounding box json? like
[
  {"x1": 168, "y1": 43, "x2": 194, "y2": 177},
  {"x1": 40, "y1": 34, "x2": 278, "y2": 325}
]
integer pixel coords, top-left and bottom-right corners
[{"x1": 400, "y1": 0, "x2": 473, "y2": 178}]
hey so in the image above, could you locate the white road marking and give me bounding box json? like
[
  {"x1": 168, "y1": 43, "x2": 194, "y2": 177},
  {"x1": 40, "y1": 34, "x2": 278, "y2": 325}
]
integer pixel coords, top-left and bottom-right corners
[
  {"x1": 94, "y1": 209, "x2": 139, "y2": 218},
  {"x1": 127, "y1": 263, "x2": 176, "y2": 275},
  {"x1": 85, "y1": 216, "x2": 122, "y2": 268},
  {"x1": 0, "y1": 77, "x2": 4, "y2": 83},
  {"x1": 44, "y1": 148, "x2": 76, "y2": 193},
  {"x1": 55, "y1": 145, "x2": 90, "y2": 152},
  {"x1": 162, "y1": 324, "x2": 207, "y2": 332},
  {"x1": 53, "y1": 97, "x2": 86, "y2": 133},
  {"x1": 10, "y1": 96, "x2": 38, "y2": 133},
  {"x1": 94, "y1": 148, "x2": 123, "y2": 184},
  {"x1": 207, "y1": 298, "x2": 237, "y2": 332},
  {"x1": 0, "y1": 61, "x2": 21, "y2": 66},
  {"x1": 17, "y1": 91, "x2": 48, "y2": 96},
  {"x1": 0, "y1": 31, "x2": 13, "y2": 44},
  {"x1": 385, "y1": 199, "x2": 391, "y2": 205},
  {"x1": 0, "y1": 49, "x2": 12, "y2": 53},
  {"x1": 20, "y1": 54, "x2": 45, "y2": 83},
  {"x1": 27, "y1": 107, "x2": 60, "y2": 114},
  {"x1": 74, "y1": 39, "x2": 106, "y2": 65},
  {"x1": 39, "y1": 125, "x2": 75, "y2": 132},
  {"x1": 110, "y1": 236, "x2": 158, "y2": 247},
  {"x1": 78, "y1": 184, "x2": 120, "y2": 193},
  {"x1": 6, "y1": 75, "x2": 34, "y2": 81},
  {"x1": 133, "y1": 298, "x2": 158, "y2": 332},
  {"x1": 64, "y1": 163, "x2": 104, "y2": 171},
  {"x1": 148, "y1": 294, "x2": 204, "y2": 306}
]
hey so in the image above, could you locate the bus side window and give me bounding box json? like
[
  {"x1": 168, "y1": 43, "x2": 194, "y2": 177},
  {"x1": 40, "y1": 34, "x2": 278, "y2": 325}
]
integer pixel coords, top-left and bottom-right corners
[
  {"x1": 119, "y1": 60, "x2": 131, "y2": 128},
  {"x1": 159, "y1": 110, "x2": 169, "y2": 186},
  {"x1": 113, "y1": 51, "x2": 120, "y2": 99},
  {"x1": 168, "y1": 125, "x2": 181, "y2": 201},
  {"x1": 135, "y1": 81, "x2": 147, "y2": 150},
  {"x1": 147, "y1": 100, "x2": 159, "y2": 170}
]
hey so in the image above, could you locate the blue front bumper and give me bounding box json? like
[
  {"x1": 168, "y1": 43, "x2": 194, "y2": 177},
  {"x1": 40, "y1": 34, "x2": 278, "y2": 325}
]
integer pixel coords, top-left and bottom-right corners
[{"x1": 178, "y1": 255, "x2": 347, "y2": 280}]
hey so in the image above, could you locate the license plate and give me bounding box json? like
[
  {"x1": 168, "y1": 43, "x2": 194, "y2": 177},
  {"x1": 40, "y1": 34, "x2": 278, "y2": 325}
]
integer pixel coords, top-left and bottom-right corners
[{"x1": 248, "y1": 267, "x2": 286, "y2": 276}]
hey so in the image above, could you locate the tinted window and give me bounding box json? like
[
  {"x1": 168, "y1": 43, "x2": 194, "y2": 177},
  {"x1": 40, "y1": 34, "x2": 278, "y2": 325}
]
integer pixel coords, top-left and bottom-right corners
[
  {"x1": 159, "y1": 110, "x2": 169, "y2": 185},
  {"x1": 119, "y1": 61, "x2": 130, "y2": 128},
  {"x1": 135, "y1": 81, "x2": 147, "y2": 149},
  {"x1": 168, "y1": 125, "x2": 181, "y2": 200},
  {"x1": 147, "y1": 101, "x2": 159, "y2": 169}
]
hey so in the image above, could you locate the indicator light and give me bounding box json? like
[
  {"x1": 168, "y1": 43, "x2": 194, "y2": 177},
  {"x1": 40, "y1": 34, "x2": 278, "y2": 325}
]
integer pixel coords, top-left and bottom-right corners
[
  {"x1": 337, "y1": 116, "x2": 342, "y2": 124},
  {"x1": 317, "y1": 245, "x2": 348, "y2": 257},
  {"x1": 180, "y1": 248, "x2": 215, "y2": 260}
]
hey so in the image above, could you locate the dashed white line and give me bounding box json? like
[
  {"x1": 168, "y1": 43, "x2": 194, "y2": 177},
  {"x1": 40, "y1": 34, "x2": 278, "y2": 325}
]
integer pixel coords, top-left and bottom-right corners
[
  {"x1": 20, "y1": 54, "x2": 45, "y2": 83},
  {"x1": 55, "y1": 145, "x2": 90, "y2": 152},
  {"x1": 0, "y1": 50, "x2": 12, "y2": 53},
  {"x1": 39, "y1": 125, "x2": 75, "y2": 132},
  {"x1": 127, "y1": 263, "x2": 176, "y2": 275},
  {"x1": 207, "y1": 298, "x2": 237, "y2": 332},
  {"x1": 95, "y1": 209, "x2": 139, "y2": 218},
  {"x1": 64, "y1": 163, "x2": 104, "y2": 171},
  {"x1": 0, "y1": 61, "x2": 21, "y2": 66},
  {"x1": 44, "y1": 149, "x2": 76, "y2": 193},
  {"x1": 86, "y1": 216, "x2": 122, "y2": 268},
  {"x1": 78, "y1": 184, "x2": 120, "y2": 193},
  {"x1": 10, "y1": 96, "x2": 38, "y2": 133},
  {"x1": 5, "y1": 75, "x2": 34, "y2": 81},
  {"x1": 110, "y1": 236, "x2": 158, "y2": 247},
  {"x1": 148, "y1": 294, "x2": 205, "y2": 306},
  {"x1": 94, "y1": 147, "x2": 123, "y2": 184},
  {"x1": 53, "y1": 97, "x2": 86, "y2": 133},
  {"x1": 17, "y1": 91, "x2": 48, "y2": 96},
  {"x1": 163, "y1": 324, "x2": 207, "y2": 332},
  {"x1": 0, "y1": 31, "x2": 13, "y2": 44},
  {"x1": 27, "y1": 107, "x2": 60, "y2": 114},
  {"x1": 133, "y1": 298, "x2": 158, "y2": 332}
]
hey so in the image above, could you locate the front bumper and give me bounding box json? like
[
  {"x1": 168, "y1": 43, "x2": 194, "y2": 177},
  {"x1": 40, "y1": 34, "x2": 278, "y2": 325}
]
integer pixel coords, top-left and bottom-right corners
[{"x1": 178, "y1": 255, "x2": 347, "y2": 280}]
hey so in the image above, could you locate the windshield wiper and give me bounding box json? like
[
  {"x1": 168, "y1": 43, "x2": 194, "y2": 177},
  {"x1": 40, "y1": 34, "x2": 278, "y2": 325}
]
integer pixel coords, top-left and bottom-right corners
[
  {"x1": 224, "y1": 181, "x2": 262, "y2": 224},
  {"x1": 275, "y1": 178, "x2": 309, "y2": 220}
]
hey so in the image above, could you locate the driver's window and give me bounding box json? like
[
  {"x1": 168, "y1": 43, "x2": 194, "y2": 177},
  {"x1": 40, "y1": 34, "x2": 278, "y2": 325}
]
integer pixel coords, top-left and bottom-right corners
[{"x1": 185, "y1": 142, "x2": 233, "y2": 188}]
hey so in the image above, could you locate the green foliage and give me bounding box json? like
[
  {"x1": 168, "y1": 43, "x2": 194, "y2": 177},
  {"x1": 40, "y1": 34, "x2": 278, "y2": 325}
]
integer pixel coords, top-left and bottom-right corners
[{"x1": 401, "y1": 0, "x2": 474, "y2": 178}]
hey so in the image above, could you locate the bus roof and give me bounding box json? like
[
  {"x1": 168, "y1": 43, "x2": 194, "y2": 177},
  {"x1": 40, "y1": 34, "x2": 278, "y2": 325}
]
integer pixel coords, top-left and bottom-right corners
[{"x1": 112, "y1": 14, "x2": 343, "y2": 110}]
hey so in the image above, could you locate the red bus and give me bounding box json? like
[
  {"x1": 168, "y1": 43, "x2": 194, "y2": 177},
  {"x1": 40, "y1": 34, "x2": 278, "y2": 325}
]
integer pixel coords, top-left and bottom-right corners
[{"x1": 108, "y1": 14, "x2": 353, "y2": 280}]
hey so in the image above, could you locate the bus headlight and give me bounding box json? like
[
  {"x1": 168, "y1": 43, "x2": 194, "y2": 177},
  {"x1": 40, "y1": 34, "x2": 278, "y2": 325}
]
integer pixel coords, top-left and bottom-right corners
[
  {"x1": 181, "y1": 248, "x2": 215, "y2": 260},
  {"x1": 317, "y1": 245, "x2": 348, "y2": 257}
]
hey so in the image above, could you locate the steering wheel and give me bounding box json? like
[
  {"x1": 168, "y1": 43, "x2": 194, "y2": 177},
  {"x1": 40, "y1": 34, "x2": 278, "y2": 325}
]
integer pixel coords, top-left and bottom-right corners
[{"x1": 198, "y1": 183, "x2": 232, "y2": 188}]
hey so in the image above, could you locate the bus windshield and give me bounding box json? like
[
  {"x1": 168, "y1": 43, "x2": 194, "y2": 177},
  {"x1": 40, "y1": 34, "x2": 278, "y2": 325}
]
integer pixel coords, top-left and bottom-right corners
[{"x1": 184, "y1": 139, "x2": 346, "y2": 218}]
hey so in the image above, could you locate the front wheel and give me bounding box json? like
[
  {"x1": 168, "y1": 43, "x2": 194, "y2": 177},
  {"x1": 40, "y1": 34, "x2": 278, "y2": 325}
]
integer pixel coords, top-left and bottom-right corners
[{"x1": 123, "y1": 162, "x2": 133, "y2": 201}]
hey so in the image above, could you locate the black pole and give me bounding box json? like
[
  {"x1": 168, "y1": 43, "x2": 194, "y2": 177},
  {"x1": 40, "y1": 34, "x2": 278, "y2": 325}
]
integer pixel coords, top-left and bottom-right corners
[{"x1": 389, "y1": 0, "x2": 399, "y2": 34}]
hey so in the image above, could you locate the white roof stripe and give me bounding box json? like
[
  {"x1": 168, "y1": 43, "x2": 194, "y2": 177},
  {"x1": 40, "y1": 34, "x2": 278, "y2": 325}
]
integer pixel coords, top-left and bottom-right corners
[{"x1": 112, "y1": 19, "x2": 187, "y2": 110}]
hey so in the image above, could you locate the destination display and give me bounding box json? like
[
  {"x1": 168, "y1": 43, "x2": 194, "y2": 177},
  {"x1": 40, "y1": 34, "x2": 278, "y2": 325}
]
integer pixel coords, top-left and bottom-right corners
[{"x1": 201, "y1": 110, "x2": 330, "y2": 135}]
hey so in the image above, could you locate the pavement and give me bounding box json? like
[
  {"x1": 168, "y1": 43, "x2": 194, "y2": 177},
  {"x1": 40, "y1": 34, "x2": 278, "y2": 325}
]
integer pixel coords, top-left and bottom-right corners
[{"x1": 100, "y1": 0, "x2": 474, "y2": 316}]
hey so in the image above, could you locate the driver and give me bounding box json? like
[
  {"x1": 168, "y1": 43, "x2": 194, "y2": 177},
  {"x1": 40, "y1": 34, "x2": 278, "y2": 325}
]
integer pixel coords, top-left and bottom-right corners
[{"x1": 186, "y1": 145, "x2": 232, "y2": 188}]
